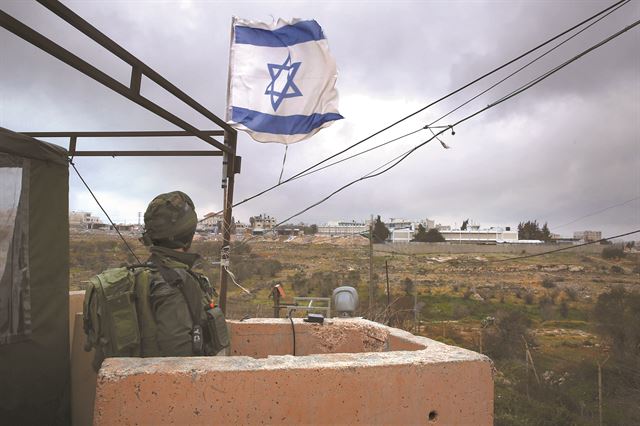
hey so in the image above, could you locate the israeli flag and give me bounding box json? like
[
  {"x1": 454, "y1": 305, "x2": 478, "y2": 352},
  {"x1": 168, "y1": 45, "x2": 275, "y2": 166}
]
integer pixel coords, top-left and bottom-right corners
[{"x1": 226, "y1": 17, "x2": 343, "y2": 144}]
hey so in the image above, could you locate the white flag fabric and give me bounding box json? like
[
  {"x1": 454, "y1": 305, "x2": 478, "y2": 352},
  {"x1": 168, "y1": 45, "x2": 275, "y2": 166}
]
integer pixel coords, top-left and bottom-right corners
[{"x1": 226, "y1": 17, "x2": 343, "y2": 144}]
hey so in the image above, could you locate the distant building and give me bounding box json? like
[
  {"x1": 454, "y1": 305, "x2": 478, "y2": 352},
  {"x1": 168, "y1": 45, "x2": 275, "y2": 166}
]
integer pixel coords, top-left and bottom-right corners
[
  {"x1": 389, "y1": 227, "x2": 415, "y2": 243},
  {"x1": 574, "y1": 230, "x2": 602, "y2": 242},
  {"x1": 198, "y1": 212, "x2": 223, "y2": 233},
  {"x1": 250, "y1": 214, "x2": 276, "y2": 235},
  {"x1": 234, "y1": 221, "x2": 249, "y2": 237},
  {"x1": 439, "y1": 227, "x2": 518, "y2": 244},
  {"x1": 69, "y1": 211, "x2": 102, "y2": 229},
  {"x1": 387, "y1": 218, "x2": 413, "y2": 231},
  {"x1": 317, "y1": 220, "x2": 367, "y2": 236},
  {"x1": 276, "y1": 226, "x2": 303, "y2": 236}
]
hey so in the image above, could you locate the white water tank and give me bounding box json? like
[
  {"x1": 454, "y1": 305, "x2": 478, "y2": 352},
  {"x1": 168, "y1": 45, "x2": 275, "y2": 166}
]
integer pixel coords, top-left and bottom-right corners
[{"x1": 332, "y1": 286, "x2": 359, "y2": 317}]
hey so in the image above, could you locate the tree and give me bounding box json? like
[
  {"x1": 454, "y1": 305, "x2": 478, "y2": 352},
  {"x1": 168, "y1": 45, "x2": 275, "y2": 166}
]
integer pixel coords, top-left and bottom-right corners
[
  {"x1": 303, "y1": 224, "x2": 318, "y2": 235},
  {"x1": 424, "y1": 228, "x2": 445, "y2": 242},
  {"x1": 518, "y1": 220, "x2": 552, "y2": 242},
  {"x1": 482, "y1": 310, "x2": 532, "y2": 359},
  {"x1": 412, "y1": 224, "x2": 429, "y2": 242},
  {"x1": 461, "y1": 218, "x2": 469, "y2": 231},
  {"x1": 593, "y1": 286, "x2": 640, "y2": 363},
  {"x1": 402, "y1": 277, "x2": 415, "y2": 296},
  {"x1": 372, "y1": 215, "x2": 389, "y2": 243}
]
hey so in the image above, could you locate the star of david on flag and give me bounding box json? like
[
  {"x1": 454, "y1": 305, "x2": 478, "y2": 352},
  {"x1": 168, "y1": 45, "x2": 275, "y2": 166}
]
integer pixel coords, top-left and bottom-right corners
[{"x1": 226, "y1": 17, "x2": 343, "y2": 144}]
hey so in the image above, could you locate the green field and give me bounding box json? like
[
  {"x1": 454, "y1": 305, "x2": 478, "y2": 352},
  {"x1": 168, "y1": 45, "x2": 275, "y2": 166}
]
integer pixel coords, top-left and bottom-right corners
[{"x1": 71, "y1": 233, "x2": 640, "y2": 425}]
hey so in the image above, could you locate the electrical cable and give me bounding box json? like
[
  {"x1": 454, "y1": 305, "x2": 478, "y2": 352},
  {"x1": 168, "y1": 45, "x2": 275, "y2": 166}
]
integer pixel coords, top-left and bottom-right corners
[
  {"x1": 229, "y1": 0, "x2": 628, "y2": 209},
  {"x1": 69, "y1": 159, "x2": 142, "y2": 264},
  {"x1": 268, "y1": 19, "x2": 640, "y2": 229},
  {"x1": 553, "y1": 196, "x2": 640, "y2": 230},
  {"x1": 289, "y1": 128, "x2": 425, "y2": 182},
  {"x1": 425, "y1": 0, "x2": 630, "y2": 127}
]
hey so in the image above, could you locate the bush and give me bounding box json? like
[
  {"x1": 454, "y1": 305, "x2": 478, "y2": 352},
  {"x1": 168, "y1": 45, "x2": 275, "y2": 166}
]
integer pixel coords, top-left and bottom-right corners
[
  {"x1": 602, "y1": 246, "x2": 625, "y2": 259},
  {"x1": 483, "y1": 310, "x2": 532, "y2": 359},
  {"x1": 564, "y1": 287, "x2": 578, "y2": 301},
  {"x1": 593, "y1": 286, "x2": 640, "y2": 363},
  {"x1": 559, "y1": 300, "x2": 569, "y2": 318},
  {"x1": 402, "y1": 277, "x2": 415, "y2": 296},
  {"x1": 541, "y1": 277, "x2": 556, "y2": 288},
  {"x1": 610, "y1": 265, "x2": 624, "y2": 274},
  {"x1": 524, "y1": 292, "x2": 534, "y2": 305}
]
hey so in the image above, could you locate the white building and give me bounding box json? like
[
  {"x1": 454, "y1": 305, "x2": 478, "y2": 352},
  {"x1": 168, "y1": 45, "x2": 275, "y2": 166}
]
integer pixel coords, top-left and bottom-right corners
[
  {"x1": 69, "y1": 211, "x2": 102, "y2": 229},
  {"x1": 198, "y1": 212, "x2": 223, "y2": 233},
  {"x1": 317, "y1": 220, "x2": 368, "y2": 236},
  {"x1": 439, "y1": 227, "x2": 518, "y2": 243},
  {"x1": 389, "y1": 227, "x2": 415, "y2": 243},
  {"x1": 574, "y1": 230, "x2": 602, "y2": 242}
]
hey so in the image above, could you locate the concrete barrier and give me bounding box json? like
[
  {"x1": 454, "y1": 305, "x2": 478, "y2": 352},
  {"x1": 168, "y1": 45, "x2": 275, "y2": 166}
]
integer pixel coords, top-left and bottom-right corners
[{"x1": 93, "y1": 318, "x2": 494, "y2": 425}]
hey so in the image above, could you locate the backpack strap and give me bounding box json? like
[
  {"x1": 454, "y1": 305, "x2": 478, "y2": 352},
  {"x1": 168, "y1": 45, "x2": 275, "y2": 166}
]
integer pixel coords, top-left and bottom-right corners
[
  {"x1": 149, "y1": 255, "x2": 204, "y2": 355},
  {"x1": 133, "y1": 267, "x2": 161, "y2": 357}
]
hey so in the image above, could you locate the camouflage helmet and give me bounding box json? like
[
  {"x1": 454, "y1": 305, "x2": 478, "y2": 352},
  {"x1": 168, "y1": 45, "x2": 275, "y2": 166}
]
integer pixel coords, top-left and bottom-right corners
[{"x1": 141, "y1": 191, "x2": 197, "y2": 249}]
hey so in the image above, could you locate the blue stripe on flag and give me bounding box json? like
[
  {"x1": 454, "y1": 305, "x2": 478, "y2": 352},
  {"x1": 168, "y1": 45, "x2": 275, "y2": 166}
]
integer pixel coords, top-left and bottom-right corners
[
  {"x1": 235, "y1": 20, "x2": 325, "y2": 47},
  {"x1": 232, "y1": 107, "x2": 342, "y2": 135}
]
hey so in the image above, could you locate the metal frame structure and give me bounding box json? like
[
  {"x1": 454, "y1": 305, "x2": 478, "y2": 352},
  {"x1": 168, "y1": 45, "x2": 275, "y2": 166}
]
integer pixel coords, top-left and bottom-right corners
[{"x1": 1, "y1": 0, "x2": 238, "y2": 312}]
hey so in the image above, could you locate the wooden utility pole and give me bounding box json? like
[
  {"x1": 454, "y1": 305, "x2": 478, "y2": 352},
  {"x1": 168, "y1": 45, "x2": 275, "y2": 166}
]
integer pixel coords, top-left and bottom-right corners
[
  {"x1": 524, "y1": 337, "x2": 530, "y2": 400},
  {"x1": 385, "y1": 260, "x2": 391, "y2": 324},
  {"x1": 598, "y1": 355, "x2": 610, "y2": 426},
  {"x1": 413, "y1": 287, "x2": 418, "y2": 332},
  {"x1": 218, "y1": 130, "x2": 237, "y2": 314},
  {"x1": 368, "y1": 214, "x2": 374, "y2": 313}
]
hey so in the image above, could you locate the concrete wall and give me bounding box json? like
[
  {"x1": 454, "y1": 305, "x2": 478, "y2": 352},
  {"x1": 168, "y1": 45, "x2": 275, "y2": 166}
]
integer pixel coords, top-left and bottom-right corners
[
  {"x1": 375, "y1": 242, "x2": 603, "y2": 255},
  {"x1": 93, "y1": 319, "x2": 494, "y2": 425}
]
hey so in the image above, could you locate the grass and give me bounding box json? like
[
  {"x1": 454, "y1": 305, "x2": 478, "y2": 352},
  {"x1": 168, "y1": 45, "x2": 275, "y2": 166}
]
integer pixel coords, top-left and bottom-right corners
[{"x1": 69, "y1": 233, "x2": 640, "y2": 424}]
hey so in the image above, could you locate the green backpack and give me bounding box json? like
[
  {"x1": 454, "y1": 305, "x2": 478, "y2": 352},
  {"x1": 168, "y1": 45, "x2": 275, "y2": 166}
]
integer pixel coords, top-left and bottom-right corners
[{"x1": 83, "y1": 265, "x2": 229, "y2": 371}]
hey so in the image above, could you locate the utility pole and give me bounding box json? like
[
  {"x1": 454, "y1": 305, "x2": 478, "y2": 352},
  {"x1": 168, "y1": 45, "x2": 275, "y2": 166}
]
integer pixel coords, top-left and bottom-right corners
[
  {"x1": 219, "y1": 130, "x2": 237, "y2": 314},
  {"x1": 524, "y1": 337, "x2": 529, "y2": 400},
  {"x1": 385, "y1": 260, "x2": 390, "y2": 325},
  {"x1": 598, "y1": 355, "x2": 610, "y2": 426},
  {"x1": 413, "y1": 286, "x2": 418, "y2": 332},
  {"x1": 368, "y1": 214, "x2": 374, "y2": 314}
]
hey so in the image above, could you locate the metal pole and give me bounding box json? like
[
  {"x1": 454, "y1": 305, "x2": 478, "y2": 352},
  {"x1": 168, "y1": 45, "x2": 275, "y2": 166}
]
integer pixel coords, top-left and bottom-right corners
[
  {"x1": 598, "y1": 356, "x2": 609, "y2": 426},
  {"x1": 368, "y1": 215, "x2": 374, "y2": 314},
  {"x1": 218, "y1": 130, "x2": 237, "y2": 314},
  {"x1": 385, "y1": 260, "x2": 390, "y2": 325}
]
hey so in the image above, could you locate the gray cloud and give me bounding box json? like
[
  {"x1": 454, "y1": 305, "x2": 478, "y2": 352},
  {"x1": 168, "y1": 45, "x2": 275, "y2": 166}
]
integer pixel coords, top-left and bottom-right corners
[{"x1": 1, "y1": 0, "x2": 638, "y2": 237}]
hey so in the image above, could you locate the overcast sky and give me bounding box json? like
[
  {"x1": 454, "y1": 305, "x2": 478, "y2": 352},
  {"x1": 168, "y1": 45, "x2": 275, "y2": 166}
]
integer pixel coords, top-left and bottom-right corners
[{"x1": 1, "y1": 0, "x2": 639, "y2": 237}]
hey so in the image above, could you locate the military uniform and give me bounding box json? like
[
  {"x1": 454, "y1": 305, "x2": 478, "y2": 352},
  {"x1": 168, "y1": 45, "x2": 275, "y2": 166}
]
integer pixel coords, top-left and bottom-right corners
[
  {"x1": 83, "y1": 191, "x2": 228, "y2": 369},
  {"x1": 144, "y1": 246, "x2": 216, "y2": 356}
]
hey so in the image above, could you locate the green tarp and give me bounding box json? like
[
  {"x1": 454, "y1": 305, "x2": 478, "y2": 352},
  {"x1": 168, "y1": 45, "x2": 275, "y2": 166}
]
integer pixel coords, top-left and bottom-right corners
[{"x1": 0, "y1": 128, "x2": 70, "y2": 424}]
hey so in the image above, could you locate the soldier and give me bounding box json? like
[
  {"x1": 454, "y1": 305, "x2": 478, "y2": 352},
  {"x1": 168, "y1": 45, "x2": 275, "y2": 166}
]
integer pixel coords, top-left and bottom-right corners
[
  {"x1": 84, "y1": 191, "x2": 228, "y2": 370},
  {"x1": 140, "y1": 190, "x2": 212, "y2": 356}
]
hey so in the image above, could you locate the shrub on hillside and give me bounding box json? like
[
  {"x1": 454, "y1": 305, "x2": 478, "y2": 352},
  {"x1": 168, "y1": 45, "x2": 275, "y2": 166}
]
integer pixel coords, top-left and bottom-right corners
[
  {"x1": 483, "y1": 310, "x2": 532, "y2": 359},
  {"x1": 593, "y1": 286, "x2": 640, "y2": 363},
  {"x1": 602, "y1": 246, "x2": 625, "y2": 259}
]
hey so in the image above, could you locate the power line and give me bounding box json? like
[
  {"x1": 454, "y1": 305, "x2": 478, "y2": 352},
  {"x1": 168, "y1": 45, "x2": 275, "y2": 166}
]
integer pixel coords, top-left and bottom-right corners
[
  {"x1": 290, "y1": 128, "x2": 425, "y2": 182},
  {"x1": 490, "y1": 229, "x2": 640, "y2": 263},
  {"x1": 270, "y1": 19, "x2": 640, "y2": 229},
  {"x1": 69, "y1": 160, "x2": 142, "y2": 264},
  {"x1": 553, "y1": 196, "x2": 640, "y2": 230},
  {"x1": 229, "y1": 0, "x2": 628, "y2": 209},
  {"x1": 425, "y1": 0, "x2": 630, "y2": 127}
]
